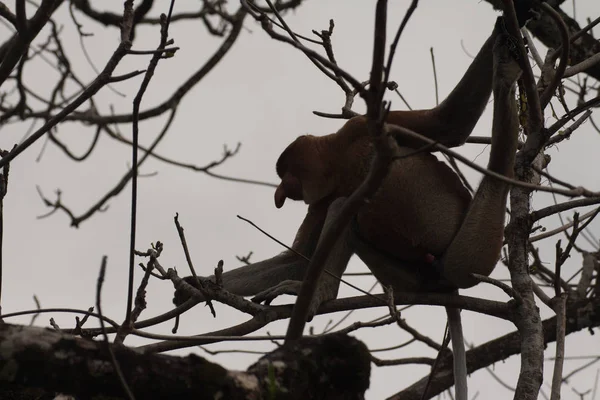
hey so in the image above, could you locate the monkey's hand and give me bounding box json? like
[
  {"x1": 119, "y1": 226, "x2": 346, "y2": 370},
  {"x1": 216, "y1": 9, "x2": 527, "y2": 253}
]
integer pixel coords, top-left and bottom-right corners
[
  {"x1": 493, "y1": 34, "x2": 523, "y2": 88},
  {"x1": 251, "y1": 280, "x2": 303, "y2": 305},
  {"x1": 173, "y1": 275, "x2": 209, "y2": 307},
  {"x1": 514, "y1": 0, "x2": 545, "y2": 27},
  {"x1": 252, "y1": 280, "x2": 332, "y2": 320}
]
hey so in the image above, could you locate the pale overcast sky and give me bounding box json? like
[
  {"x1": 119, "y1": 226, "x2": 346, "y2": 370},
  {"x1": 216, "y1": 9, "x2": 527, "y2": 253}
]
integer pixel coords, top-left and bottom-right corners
[{"x1": 1, "y1": 1, "x2": 600, "y2": 399}]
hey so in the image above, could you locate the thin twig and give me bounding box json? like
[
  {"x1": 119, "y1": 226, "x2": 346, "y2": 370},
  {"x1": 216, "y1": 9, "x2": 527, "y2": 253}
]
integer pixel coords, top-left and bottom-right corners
[
  {"x1": 388, "y1": 124, "x2": 599, "y2": 198},
  {"x1": 96, "y1": 256, "x2": 135, "y2": 400},
  {"x1": 237, "y1": 215, "x2": 387, "y2": 302},
  {"x1": 125, "y1": 2, "x2": 177, "y2": 327},
  {"x1": 421, "y1": 325, "x2": 451, "y2": 400},
  {"x1": 174, "y1": 214, "x2": 216, "y2": 317},
  {"x1": 471, "y1": 273, "x2": 521, "y2": 303},
  {"x1": 531, "y1": 208, "x2": 600, "y2": 242},
  {"x1": 538, "y1": 3, "x2": 570, "y2": 109},
  {"x1": 550, "y1": 293, "x2": 567, "y2": 400},
  {"x1": 430, "y1": 47, "x2": 439, "y2": 106},
  {"x1": 0, "y1": 148, "x2": 10, "y2": 317},
  {"x1": 0, "y1": 1, "x2": 135, "y2": 168}
]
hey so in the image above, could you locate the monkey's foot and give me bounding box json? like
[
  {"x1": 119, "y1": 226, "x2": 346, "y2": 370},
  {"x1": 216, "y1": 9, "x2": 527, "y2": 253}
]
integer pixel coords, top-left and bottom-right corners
[
  {"x1": 251, "y1": 280, "x2": 303, "y2": 305},
  {"x1": 493, "y1": 35, "x2": 523, "y2": 87}
]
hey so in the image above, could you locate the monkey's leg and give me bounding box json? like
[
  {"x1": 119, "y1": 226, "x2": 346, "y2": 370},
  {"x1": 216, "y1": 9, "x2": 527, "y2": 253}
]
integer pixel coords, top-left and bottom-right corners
[
  {"x1": 350, "y1": 218, "x2": 468, "y2": 399},
  {"x1": 351, "y1": 232, "x2": 426, "y2": 291},
  {"x1": 350, "y1": 226, "x2": 456, "y2": 293},
  {"x1": 441, "y1": 34, "x2": 521, "y2": 289}
]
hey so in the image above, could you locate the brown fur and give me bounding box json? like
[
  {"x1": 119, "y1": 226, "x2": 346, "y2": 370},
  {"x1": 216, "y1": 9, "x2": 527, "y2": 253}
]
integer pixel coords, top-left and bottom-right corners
[
  {"x1": 174, "y1": 19, "x2": 521, "y2": 310},
  {"x1": 175, "y1": 20, "x2": 524, "y2": 400},
  {"x1": 273, "y1": 32, "x2": 521, "y2": 290}
]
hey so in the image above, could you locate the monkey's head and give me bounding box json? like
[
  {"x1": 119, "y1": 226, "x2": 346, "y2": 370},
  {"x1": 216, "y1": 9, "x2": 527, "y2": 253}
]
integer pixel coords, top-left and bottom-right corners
[{"x1": 274, "y1": 135, "x2": 335, "y2": 208}]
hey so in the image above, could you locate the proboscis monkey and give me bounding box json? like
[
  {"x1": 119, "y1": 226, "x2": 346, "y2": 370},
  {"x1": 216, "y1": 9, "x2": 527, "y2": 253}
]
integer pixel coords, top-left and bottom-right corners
[{"x1": 175, "y1": 17, "x2": 522, "y2": 400}]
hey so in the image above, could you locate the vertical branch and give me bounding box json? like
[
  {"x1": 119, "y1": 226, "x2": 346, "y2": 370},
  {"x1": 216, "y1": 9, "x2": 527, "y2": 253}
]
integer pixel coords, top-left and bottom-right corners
[
  {"x1": 96, "y1": 256, "x2": 135, "y2": 400},
  {"x1": 124, "y1": 1, "x2": 176, "y2": 328},
  {"x1": 502, "y1": 1, "x2": 547, "y2": 399},
  {"x1": 0, "y1": 149, "x2": 10, "y2": 318},
  {"x1": 367, "y1": 0, "x2": 387, "y2": 120},
  {"x1": 538, "y1": 3, "x2": 570, "y2": 109},
  {"x1": 383, "y1": 0, "x2": 419, "y2": 95},
  {"x1": 15, "y1": 0, "x2": 28, "y2": 38},
  {"x1": 549, "y1": 293, "x2": 567, "y2": 400},
  {"x1": 501, "y1": 1, "x2": 543, "y2": 135},
  {"x1": 430, "y1": 47, "x2": 439, "y2": 106},
  {"x1": 285, "y1": 0, "x2": 406, "y2": 342}
]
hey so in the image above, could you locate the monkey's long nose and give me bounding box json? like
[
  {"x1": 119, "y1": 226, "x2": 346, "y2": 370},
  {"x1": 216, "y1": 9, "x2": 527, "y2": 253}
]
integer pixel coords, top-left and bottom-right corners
[{"x1": 274, "y1": 184, "x2": 286, "y2": 208}]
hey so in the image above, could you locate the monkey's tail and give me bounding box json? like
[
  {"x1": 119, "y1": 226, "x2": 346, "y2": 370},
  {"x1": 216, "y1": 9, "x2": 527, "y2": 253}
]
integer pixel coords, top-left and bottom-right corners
[{"x1": 446, "y1": 306, "x2": 468, "y2": 400}]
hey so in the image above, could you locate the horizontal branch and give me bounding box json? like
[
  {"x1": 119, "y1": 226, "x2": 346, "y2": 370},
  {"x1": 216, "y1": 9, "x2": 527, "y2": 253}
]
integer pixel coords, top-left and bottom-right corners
[
  {"x1": 0, "y1": 323, "x2": 370, "y2": 400},
  {"x1": 388, "y1": 296, "x2": 600, "y2": 400}
]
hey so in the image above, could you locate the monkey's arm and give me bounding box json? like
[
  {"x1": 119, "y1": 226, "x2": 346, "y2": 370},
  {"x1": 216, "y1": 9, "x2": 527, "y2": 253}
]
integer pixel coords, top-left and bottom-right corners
[
  {"x1": 252, "y1": 198, "x2": 354, "y2": 316},
  {"x1": 440, "y1": 34, "x2": 521, "y2": 288},
  {"x1": 174, "y1": 204, "x2": 328, "y2": 305},
  {"x1": 386, "y1": 22, "x2": 498, "y2": 148},
  {"x1": 222, "y1": 204, "x2": 329, "y2": 296}
]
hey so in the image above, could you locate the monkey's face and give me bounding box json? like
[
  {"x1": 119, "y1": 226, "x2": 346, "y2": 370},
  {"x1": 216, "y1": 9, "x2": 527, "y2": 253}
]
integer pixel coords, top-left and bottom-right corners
[
  {"x1": 275, "y1": 170, "x2": 303, "y2": 208},
  {"x1": 274, "y1": 135, "x2": 335, "y2": 208}
]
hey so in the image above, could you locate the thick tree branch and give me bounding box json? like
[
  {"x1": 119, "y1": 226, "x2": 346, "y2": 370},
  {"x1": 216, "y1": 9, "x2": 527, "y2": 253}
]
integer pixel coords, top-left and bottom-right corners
[
  {"x1": 0, "y1": 324, "x2": 370, "y2": 400},
  {"x1": 388, "y1": 297, "x2": 600, "y2": 400},
  {"x1": 485, "y1": 0, "x2": 600, "y2": 81}
]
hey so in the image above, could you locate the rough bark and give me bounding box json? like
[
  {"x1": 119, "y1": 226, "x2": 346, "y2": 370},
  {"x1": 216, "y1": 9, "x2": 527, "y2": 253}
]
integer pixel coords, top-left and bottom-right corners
[
  {"x1": 0, "y1": 324, "x2": 370, "y2": 400},
  {"x1": 387, "y1": 296, "x2": 600, "y2": 400}
]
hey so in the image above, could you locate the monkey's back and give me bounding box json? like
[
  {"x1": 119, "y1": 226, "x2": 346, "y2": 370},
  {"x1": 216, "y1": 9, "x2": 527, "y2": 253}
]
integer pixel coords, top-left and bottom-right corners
[{"x1": 356, "y1": 148, "x2": 471, "y2": 262}]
